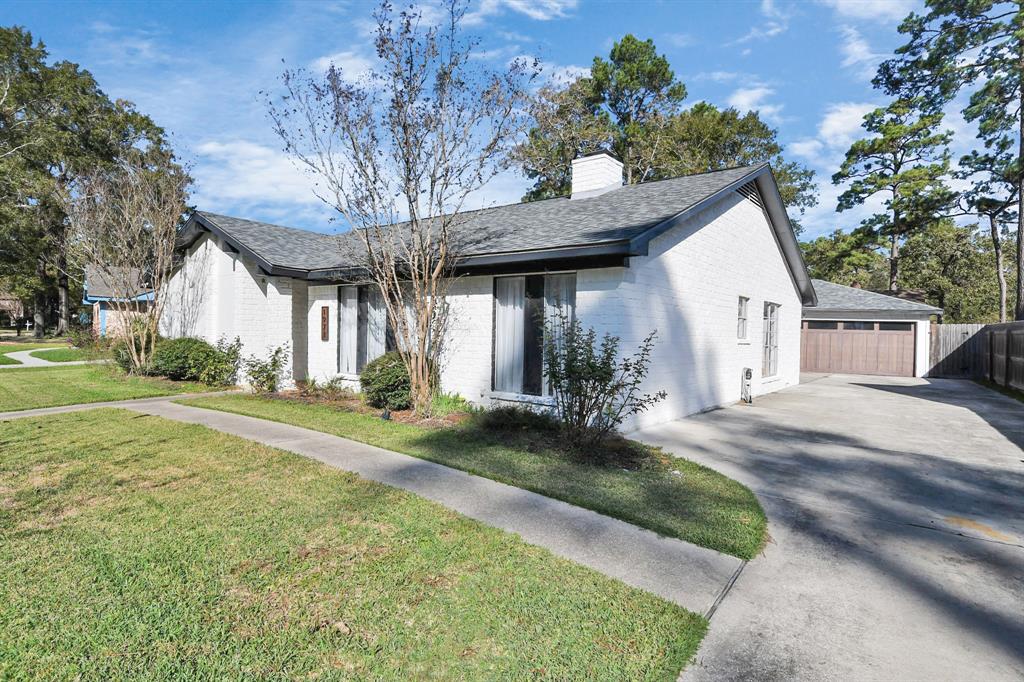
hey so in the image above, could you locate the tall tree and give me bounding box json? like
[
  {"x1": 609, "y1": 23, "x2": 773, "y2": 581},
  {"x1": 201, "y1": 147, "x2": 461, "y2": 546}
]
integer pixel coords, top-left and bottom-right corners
[
  {"x1": 0, "y1": 26, "x2": 169, "y2": 336},
  {"x1": 832, "y1": 97, "x2": 953, "y2": 292},
  {"x1": 877, "y1": 0, "x2": 1024, "y2": 318},
  {"x1": 268, "y1": 0, "x2": 535, "y2": 414},
  {"x1": 515, "y1": 79, "x2": 615, "y2": 201},
  {"x1": 958, "y1": 147, "x2": 1016, "y2": 321},
  {"x1": 588, "y1": 34, "x2": 686, "y2": 185},
  {"x1": 516, "y1": 36, "x2": 816, "y2": 228}
]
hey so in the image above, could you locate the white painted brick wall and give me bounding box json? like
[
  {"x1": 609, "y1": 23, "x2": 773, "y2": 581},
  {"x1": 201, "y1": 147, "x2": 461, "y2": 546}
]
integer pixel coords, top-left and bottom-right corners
[
  {"x1": 161, "y1": 233, "x2": 298, "y2": 386},
  {"x1": 436, "y1": 190, "x2": 803, "y2": 429},
  {"x1": 164, "y1": 190, "x2": 803, "y2": 424}
]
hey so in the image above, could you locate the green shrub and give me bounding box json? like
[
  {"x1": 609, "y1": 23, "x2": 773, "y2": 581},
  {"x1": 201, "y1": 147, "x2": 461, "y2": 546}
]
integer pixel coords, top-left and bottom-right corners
[
  {"x1": 200, "y1": 337, "x2": 243, "y2": 386},
  {"x1": 300, "y1": 375, "x2": 356, "y2": 400},
  {"x1": 244, "y1": 344, "x2": 290, "y2": 393},
  {"x1": 360, "y1": 351, "x2": 411, "y2": 410},
  {"x1": 152, "y1": 338, "x2": 218, "y2": 381},
  {"x1": 543, "y1": 309, "x2": 666, "y2": 447},
  {"x1": 430, "y1": 391, "x2": 475, "y2": 417}
]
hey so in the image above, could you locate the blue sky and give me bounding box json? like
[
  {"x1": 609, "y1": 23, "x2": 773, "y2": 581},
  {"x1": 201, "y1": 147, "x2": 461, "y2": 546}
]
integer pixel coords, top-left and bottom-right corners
[{"x1": 4, "y1": 0, "x2": 942, "y2": 239}]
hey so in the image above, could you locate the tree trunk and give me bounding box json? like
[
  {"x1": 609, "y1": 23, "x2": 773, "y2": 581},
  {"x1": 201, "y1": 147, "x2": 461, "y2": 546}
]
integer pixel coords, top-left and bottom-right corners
[
  {"x1": 989, "y1": 214, "x2": 1008, "y2": 323},
  {"x1": 33, "y1": 258, "x2": 46, "y2": 338},
  {"x1": 888, "y1": 232, "x2": 900, "y2": 293},
  {"x1": 1017, "y1": 73, "x2": 1024, "y2": 320},
  {"x1": 56, "y1": 265, "x2": 69, "y2": 336}
]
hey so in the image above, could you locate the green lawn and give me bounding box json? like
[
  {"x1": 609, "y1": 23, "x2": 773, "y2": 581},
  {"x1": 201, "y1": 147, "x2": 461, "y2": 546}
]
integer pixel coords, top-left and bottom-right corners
[
  {"x1": 180, "y1": 395, "x2": 767, "y2": 559},
  {"x1": 0, "y1": 365, "x2": 206, "y2": 412},
  {"x1": 0, "y1": 410, "x2": 706, "y2": 679},
  {"x1": 28, "y1": 347, "x2": 90, "y2": 362},
  {"x1": 0, "y1": 342, "x2": 68, "y2": 365}
]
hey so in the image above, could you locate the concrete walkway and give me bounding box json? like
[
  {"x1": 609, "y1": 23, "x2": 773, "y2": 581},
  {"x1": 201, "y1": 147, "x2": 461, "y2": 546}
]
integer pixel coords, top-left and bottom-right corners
[
  {"x1": 0, "y1": 349, "x2": 101, "y2": 368},
  {"x1": 635, "y1": 374, "x2": 1024, "y2": 681},
  {"x1": 0, "y1": 394, "x2": 742, "y2": 617}
]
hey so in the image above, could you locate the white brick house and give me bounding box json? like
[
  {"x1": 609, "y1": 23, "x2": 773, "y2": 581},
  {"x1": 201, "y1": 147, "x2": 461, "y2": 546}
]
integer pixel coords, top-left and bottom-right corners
[{"x1": 161, "y1": 155, "x2": 816, "y2": 430}]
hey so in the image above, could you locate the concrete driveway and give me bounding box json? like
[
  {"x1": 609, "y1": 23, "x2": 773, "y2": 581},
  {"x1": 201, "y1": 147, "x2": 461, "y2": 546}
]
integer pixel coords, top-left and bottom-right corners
[{"x1": 634, "y1": 374, "x2": 1024, "y2": 681}]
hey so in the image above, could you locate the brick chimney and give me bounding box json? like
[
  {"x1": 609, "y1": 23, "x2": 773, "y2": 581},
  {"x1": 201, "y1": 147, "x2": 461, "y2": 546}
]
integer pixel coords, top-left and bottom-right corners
[{"x1": 571, "y1": 151, "x2": 623, "y2": 199}]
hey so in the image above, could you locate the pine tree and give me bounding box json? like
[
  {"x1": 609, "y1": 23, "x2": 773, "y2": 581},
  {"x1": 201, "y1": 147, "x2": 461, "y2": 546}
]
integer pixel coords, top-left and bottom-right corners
[
  {"x1": 832, "y1": 98, "x2": 953, "y2": 292},
  {"x1": 877, "y1": 0, "x2": 1024, "y2": 317}
]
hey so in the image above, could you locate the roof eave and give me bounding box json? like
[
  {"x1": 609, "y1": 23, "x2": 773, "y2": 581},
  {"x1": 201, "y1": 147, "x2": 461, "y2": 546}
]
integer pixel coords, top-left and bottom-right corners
[
  {"x1": 625, "y1": 164, "x2": 817, "y2": 306},
  {"x1": 180, "y1": 213, "x2": 307, "y2": 278}
]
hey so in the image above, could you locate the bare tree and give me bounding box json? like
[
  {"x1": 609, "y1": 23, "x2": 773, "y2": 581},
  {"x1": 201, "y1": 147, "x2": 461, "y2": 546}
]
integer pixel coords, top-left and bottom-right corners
[
  {"x1": 267, "y1": 0, "x2": 536, "y2": 413},
  {"x1": 59, "y1": 148, "x2": 189, "y2": 371}
]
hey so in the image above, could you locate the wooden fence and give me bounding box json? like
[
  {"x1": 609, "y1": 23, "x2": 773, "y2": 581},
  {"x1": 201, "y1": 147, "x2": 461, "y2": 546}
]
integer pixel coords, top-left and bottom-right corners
[{"x1": 928, "y1": 321, "x2": 1024, "y2": 392}]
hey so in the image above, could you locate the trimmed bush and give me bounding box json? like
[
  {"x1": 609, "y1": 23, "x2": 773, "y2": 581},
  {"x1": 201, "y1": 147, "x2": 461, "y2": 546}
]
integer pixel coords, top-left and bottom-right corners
[
  {"x1": 360, "y1": 351, "x2": 411, "y2": 410},
  {"x1": 152, "y1": 338, "x2": 218, "y2": 381},
  {"x1": 244, "y1": 344, "x2": 290, "y2": 393}
]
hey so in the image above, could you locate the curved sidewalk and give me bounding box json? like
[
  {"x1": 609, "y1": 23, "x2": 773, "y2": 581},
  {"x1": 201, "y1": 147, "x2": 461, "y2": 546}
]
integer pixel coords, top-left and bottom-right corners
[
  {"x1": 0, "y1": 349, "x2": 103, "y2": 368},
  {"x1": 0, "y1": 395, "x2": 743, "y2": 616}
]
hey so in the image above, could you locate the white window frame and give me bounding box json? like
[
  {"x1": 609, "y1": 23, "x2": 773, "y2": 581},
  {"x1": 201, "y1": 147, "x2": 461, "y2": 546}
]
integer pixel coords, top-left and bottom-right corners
[
  {"x1": 762, "y1": 301, "x2": 780, "y2": 377},
  {"x1": 737, "y1": 296, "x2": 749, "y2": 341}
]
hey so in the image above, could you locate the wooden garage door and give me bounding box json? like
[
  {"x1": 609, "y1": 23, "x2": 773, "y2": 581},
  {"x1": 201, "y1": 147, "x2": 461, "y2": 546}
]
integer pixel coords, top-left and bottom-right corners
[{"x1": 800, "y1": 321, "x2": 915, "y2": 376}]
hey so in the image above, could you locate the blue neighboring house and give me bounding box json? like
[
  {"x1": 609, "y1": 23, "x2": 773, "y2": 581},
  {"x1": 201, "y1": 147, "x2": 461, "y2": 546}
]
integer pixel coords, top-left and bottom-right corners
[{"x1": 83, "y1": 264, "x2": 153, "y2": 337}]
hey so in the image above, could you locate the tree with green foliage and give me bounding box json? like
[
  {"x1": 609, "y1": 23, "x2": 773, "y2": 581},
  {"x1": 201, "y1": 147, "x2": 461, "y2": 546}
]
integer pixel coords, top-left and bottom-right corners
[
  {"x1": 0, "y1": 26, "x2": 172, "y2": 336},
  {"x1": 800, "y1": 229, "x2": 889, "y2": 291},
  {"x1": 877, "y1": 0, "x2": 1024, "y2": 318},
  {"x1": 832, "y1": 97, "x2": 954, "y2": 292},
  {"x1": 655, "y1": 102, "x2": 816, "y2": 222},
  {"x1": 515, "y1": 35, "x2": 816, "y2": 229},
  {"x1": 588, "y1": 34, "x2": 686, "y2": 185},
  {"x1": 900, "y1": 219, "x2": 1009, "y2": 323}
]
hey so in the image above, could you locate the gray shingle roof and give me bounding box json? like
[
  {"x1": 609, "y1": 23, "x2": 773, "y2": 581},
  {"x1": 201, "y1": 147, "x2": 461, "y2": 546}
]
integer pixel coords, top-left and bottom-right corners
[
  {"x1": 195, "y1": 212, "x2": 342, "y2": 271},
  {"x1": 194, "y1": 164, "x2": 763, "y2": 271},
  {"x1": 84, "y1": 264, "x2": 150, "y2": 299},
  {"x1": 809, "y1": 279, "x2": 942, "y2": 314}
]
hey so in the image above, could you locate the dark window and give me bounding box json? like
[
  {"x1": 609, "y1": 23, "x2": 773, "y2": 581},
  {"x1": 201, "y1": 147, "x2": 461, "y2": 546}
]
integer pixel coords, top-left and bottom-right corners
[
  {"x1": 879, "y1": 322, "x2": 912, "y2": 331},
  {"x1": 493, "y1": 273, "x2": 576, "y2": 396},
  {"x1": 339, "y1": 285, "x2": 390, "y2": 374},
  {"x1": 842, "y1": 321, "x2": 874, "y2": 330},
  {"x1": 807, "y1": 321, "x2": 838, "y2": 330}
]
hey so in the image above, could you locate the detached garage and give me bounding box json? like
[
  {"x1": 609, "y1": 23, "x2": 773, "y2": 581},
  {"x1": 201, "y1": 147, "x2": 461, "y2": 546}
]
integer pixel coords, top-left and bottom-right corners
[{"x1": 801, "y1": 279, "x2": 942, "y2": 378}]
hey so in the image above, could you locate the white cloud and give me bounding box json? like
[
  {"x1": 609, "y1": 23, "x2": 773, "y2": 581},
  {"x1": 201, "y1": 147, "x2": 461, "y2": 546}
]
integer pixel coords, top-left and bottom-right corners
[
  {"x1": 818, "y1": 0, "x2": 915, "y2": 22},
  {"x1": 192, "y1": 140, "x2": 325, "y2": 211},
  {"x1": 727, "y1": 85, "x2": 786, "y2": 124},
  {"x1": 789, "y1": 138, "x2": 824, "y2": 162},
  {"x1": 464, "y1": 0, "x2": 577, "y2": 26},
  {"x1": 729, "y1": 0, "x2": 793, "y2": 44},
  {"x1": 818, "y1": 101, "x2": 876, "y2": 149},
  {"x1": 837, "y1": 25, "x2": 883, "y2": 81},
  {"x1": 310, "y1": 50, "x2": 374, "y2": 77}
]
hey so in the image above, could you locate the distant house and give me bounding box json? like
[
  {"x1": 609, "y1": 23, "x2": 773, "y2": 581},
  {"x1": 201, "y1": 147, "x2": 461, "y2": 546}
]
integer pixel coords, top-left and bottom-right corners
[
  {"x1": 160, "y1": 153, "x2": 816, "y2": 429},
  {"x1": 801, "y1": 279, "x2": 942, "y2": 377},
  {"x1": 83, "y1": 265, "x2": 152, "y2": 337}
]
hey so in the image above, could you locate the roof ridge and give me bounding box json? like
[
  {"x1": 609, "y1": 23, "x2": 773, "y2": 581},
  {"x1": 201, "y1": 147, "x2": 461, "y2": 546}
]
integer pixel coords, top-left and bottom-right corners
[{"x1": 196, "y1": 164, "x2": 767, "y2": 237}]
